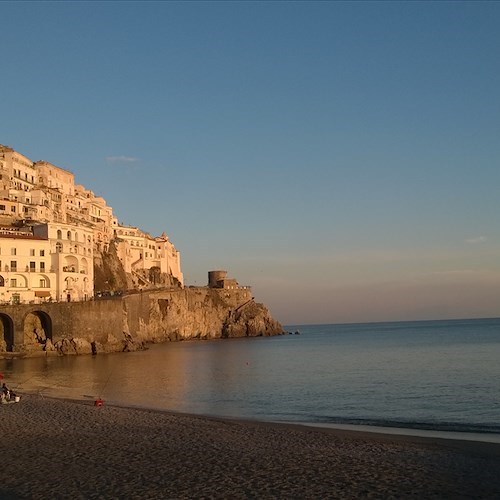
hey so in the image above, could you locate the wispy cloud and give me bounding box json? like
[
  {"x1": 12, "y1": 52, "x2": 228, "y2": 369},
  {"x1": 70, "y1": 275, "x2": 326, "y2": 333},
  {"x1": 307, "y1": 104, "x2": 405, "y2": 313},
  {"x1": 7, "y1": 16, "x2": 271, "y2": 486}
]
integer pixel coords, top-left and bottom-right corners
[
  {"x1": 465, "y1": 236, "x2": 487, "y2": 244},
  {"x1": 105, "y1": 155, "x2": 140, "y2": 164},
  {"x1": 430, "y1": 269, "x2": 477, "y2": 276}
]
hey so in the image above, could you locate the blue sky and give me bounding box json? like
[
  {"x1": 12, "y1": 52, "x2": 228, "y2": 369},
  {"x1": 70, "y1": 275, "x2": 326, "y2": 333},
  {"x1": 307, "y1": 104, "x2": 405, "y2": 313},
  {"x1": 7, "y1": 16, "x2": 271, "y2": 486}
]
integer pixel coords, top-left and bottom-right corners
[{"x1": 2, "y1": 1, "x2": 499, "y2": 324}]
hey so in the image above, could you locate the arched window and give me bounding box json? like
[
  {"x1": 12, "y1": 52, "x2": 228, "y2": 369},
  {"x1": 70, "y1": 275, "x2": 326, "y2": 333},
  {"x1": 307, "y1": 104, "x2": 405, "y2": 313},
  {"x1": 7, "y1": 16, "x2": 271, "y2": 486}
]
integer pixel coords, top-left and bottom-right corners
[
  {"x1": 57, "y1": 230, "x2": 62, "y2": 239},
  {"x1": 67, "y1": 231, "x2": 72, "y2": 241},
  {"x1": 0, "y1": 276, "x2": 4, "y2": 287},
  {"x1": 74, "y1": 232, "x2": 78, "y2": 242},
  {"x1": 56, "y1": 242, "x2": 63, "y2": 253}
]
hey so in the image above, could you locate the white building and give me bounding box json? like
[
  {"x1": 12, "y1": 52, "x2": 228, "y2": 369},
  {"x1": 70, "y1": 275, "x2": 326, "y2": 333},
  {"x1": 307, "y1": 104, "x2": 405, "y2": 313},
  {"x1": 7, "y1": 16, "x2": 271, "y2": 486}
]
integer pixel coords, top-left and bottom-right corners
[
  {"x1": 0, "y1": 226, "x2": 56, "y2": 304},
  {"x1": 114, "y1": 226, "x2": 183, "y2": 286},
  {"x1": 0, "y1": 144, "x2": 185, "y2": 300},
  {"x1": 33, "y1": 222, "x2": 94, "y2": 302}
]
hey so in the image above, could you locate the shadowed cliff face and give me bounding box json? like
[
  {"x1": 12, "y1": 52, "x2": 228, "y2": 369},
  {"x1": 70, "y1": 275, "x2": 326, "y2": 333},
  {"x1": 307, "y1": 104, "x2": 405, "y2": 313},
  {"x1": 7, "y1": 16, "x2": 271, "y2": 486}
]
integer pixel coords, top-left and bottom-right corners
[
  {"x1": 93, "y1": 242, "x2": 129, "y2": 293},
  {"x1": 132, "y1": 289, "x2": 284, "y2": 343},
  {"x1": 0, "y1": 289, "x2": 284, "y2": 357},
  {"x1": 93, "y1": 242, "x2": 181, "y2": 294},
  {"x1": 222, "y1": 301, "x2": 284, "y2": 338}
]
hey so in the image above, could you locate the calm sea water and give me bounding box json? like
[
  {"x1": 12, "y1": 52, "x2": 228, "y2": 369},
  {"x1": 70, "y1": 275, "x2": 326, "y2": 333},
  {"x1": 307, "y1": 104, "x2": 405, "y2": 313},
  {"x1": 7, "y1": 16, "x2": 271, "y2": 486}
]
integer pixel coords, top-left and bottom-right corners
[{"x1": 2, "y1": 318, "x2": 500, "y2": 435}]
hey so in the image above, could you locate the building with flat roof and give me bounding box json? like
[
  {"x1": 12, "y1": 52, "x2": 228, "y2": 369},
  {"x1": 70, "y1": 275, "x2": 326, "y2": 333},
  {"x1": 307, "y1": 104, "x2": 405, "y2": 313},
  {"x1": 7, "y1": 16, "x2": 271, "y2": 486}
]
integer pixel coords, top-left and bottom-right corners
[{"x1": 0, "y1": 144, "x2": 184, "y2": 303}]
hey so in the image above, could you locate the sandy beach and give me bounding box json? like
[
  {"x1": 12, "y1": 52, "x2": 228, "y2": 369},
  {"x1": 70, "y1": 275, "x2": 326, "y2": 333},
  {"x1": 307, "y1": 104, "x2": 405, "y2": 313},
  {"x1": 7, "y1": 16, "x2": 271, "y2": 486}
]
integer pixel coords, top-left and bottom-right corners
[{"x1": 1, "y1": 394, "x2": 499, "y2": 499}]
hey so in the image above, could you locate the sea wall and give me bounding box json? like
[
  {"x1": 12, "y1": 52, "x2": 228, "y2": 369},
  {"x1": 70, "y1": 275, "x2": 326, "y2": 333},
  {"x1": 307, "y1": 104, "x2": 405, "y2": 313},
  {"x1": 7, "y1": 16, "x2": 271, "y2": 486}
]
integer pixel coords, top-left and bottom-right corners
[{"x1": 0, "y1": 287, "x2": 284, "y2": 356}]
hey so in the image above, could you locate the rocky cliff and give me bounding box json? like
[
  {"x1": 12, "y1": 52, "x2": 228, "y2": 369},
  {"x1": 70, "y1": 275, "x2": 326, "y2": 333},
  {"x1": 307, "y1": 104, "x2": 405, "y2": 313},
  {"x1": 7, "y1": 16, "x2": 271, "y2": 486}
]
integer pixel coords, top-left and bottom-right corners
[
  {"x1": 0, "y1": 247, "x2": 284, "y2": 357},
  {"x1": 93, "y1": 241, "x2": 182, "y2": 294},
  {"x1": 93, "y1": 242, "x2": 130, "y2": 292},
  {"x1": 125, "y1": 287, "x2": 284, "y2": 345},
  {"x1": 90, "y1": 245, "x2": 284, "y2": 349},
  {"x1": 0, "y1": 287, "x2": 284, "y2": 358}
]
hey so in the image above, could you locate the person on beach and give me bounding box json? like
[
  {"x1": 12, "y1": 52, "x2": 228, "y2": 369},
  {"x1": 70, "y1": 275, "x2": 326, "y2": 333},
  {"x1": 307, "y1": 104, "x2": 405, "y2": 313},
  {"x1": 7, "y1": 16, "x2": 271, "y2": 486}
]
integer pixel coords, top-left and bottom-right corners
[
  {"x1": 1, "y1": 382, "x2": 16, "y2": 402},
  {"x1": 1, "y1": 383, "x2": 9, "y2": 402}
]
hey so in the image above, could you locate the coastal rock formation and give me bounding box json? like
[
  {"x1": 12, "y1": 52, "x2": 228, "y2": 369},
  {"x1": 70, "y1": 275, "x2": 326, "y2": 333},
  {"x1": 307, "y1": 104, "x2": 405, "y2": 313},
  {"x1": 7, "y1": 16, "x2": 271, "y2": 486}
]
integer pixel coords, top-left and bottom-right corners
[
  {"x1": 132, "y1": 288, "x2": 284, "y2": 344},
  {"x1": 93, "y1": 242, "x2": 131, "y2": 292},
  {"x1": 0, "y1": 287, "x2": 284, "y2": 357},
  {"x1": 93, "y1": 241, "x2": 182, "y2": 295},
  {"x1": 222, "y1": 301, "x2": 283, "y2": 338}
]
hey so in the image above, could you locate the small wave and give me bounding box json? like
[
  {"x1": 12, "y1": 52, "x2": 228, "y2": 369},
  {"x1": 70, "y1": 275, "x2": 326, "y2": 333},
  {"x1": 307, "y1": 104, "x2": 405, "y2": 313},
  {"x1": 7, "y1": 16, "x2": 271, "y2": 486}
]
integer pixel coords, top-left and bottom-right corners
[{"x1": 309, "y1": 416, "x2": 500, "y2": 435}]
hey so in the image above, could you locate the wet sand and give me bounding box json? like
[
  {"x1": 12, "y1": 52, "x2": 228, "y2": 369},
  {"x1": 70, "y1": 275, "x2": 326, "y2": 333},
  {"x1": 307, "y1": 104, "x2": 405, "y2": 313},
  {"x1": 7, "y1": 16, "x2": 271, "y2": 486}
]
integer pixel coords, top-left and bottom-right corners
[{"x1": 1, "y1": 394, "x2": 499, "y2": 499}]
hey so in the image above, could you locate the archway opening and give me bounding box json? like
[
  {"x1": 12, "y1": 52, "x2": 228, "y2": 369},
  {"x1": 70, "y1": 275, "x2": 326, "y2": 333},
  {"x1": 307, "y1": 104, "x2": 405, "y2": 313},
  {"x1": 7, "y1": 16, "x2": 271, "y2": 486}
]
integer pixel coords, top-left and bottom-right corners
[
  {"x1": 23, "y1": 311, "x2": 53, "y2": 351},
  {"x1": 0, "y1": 314, "x2": 14, "y2": 352}
]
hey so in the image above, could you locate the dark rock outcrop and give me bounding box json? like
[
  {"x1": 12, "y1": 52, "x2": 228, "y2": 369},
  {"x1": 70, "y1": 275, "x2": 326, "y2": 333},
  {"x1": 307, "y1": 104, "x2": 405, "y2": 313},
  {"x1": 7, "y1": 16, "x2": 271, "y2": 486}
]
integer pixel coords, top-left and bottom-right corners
[
  {"x1": 93, "y1": 241, "x2": 129, "y2": 293},
  {"x1": 135, "y1": 288, "x2": 284, "y2": 343},
  {"x1": 222, "y1": 301, "x2": 283, "y2": 338}
]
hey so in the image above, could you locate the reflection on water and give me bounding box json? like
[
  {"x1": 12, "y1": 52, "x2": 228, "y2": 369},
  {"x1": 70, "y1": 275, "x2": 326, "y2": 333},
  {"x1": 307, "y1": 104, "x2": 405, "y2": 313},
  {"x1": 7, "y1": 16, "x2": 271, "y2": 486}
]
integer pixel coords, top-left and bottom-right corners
[
  {"x1": 2, "y1": 319, "x2": 500, "y2": 432},
  {"x1": 0, "y1": 338, "x2": 276, "y2": 417}
]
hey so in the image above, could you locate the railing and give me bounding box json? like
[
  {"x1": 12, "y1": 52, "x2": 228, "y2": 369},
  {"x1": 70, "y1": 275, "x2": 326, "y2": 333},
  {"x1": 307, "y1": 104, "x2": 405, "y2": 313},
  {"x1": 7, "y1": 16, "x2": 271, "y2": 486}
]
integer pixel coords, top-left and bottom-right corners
[{"x1": 0, "y1": 295, "x2": 97, "y2": 306}]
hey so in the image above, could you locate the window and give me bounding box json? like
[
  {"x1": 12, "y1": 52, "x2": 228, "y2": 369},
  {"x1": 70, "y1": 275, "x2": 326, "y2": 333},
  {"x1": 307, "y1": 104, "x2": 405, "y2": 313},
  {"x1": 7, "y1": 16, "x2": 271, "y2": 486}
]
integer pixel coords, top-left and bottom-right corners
[
  {"x1": 30, "y1": 249, "x2": 35, "y2": 256},
  {"x1": 57, "y1": 230, "x2": 62, "y2": 239},
  {"x1": 11, "y1": 248, "x2": 16, "y2": 256},
  {"x1": 0, "y1": 276, "x2": 4, "y2": 286},
  {"x1": 10, "y1": 261, "x2": 17, "y2": 271},
  {"x1": 0, "y1": 205, "x2": 5, "y2": 210},
  {"x1": 10, "y1": 279, "x2": 17, "y2": 287},
  {"x1": 30, "y1": 262, "x2": 36, "y2": 272},
  {"x1": 56, "y1": 242, "x2": 63, "y2": 253},
  {"x1": 11, "y1": 206, "x2": 15, "y2": 212},
  {"x1": 40, "y1": 278, "x2": 46, "y2": 288},
  {"x1": 40, "y1": 262, "x2": 45, "y2": 272},
  {"x1": 67, "y1": 231, "x2": 72, "y2": 240},
  {"x1": 40, "y1": 250, "x2": 45, "y2": 257}
]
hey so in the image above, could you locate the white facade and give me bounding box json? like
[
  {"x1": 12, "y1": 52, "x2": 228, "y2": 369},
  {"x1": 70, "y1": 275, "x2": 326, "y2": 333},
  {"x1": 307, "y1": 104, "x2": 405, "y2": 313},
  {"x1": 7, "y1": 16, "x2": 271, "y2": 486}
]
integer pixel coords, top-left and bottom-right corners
[
  {"x1": 33, "y1": 222, "x2": 94, "y2": 302},
  {"x1": 0, "y1": 229, "x2": 56, "y2": 304},
  {"x1": 0, "y1": 144, "x2": 184, "y2": 299},
  {"x1": 0, "y1": 146, "x2": 37, "y2": 195},
  {"x1": 114, "y1": 226, "x2": 183, "y2": 286}
]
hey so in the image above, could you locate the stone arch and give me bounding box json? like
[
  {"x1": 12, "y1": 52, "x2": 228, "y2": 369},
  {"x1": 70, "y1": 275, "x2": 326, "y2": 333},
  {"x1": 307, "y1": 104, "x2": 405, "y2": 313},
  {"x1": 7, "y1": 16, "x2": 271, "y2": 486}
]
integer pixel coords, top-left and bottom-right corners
[
  {"x1": 11, "y1": 274, "x2": 28, "y2": 288},
  {"x1": 38, "y1": 274, "x2": 51, "y2": 288},
  {"x1": 0, "y1": 313, "x2": 14, "y2": 352},
  {"x1": 23, "y1": 310, "x2": 53, "y2": 349},
  {"x1": 80, "y1": 257, "x2": 90, "y2": 274},
  {"x1": 63, "y1": 255, "x2": 79, "y2": 273}
]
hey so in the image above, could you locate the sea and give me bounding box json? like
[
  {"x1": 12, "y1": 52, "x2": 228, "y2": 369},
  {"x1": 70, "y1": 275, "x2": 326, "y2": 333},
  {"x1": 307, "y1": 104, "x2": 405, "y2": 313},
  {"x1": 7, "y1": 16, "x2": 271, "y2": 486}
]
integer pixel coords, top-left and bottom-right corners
[{"x1": 2, "y1": 317, "x2": 500, "y2": 441}]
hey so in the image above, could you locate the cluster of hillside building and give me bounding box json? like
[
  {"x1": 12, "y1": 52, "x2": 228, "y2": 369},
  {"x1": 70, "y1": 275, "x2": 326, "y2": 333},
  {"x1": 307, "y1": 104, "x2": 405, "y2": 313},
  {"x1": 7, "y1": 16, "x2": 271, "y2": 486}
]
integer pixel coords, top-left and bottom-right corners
[{"x1": 0, "y1": 144, "x2": 183, "y2": 304}]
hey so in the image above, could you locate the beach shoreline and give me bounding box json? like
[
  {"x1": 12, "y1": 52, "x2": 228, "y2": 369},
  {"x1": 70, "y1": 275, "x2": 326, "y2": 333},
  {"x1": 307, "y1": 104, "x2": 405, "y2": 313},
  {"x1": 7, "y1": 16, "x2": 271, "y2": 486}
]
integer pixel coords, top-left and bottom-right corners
[{"x1": 1, "y1": 394, "x2": 499, "y2": 499}]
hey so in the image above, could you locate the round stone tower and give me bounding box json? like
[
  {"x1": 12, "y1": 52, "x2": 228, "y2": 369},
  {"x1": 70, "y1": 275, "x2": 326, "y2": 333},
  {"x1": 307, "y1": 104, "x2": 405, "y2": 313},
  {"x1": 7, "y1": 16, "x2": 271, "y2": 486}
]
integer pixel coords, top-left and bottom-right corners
[{"x1": 208, "y1": 270, "x2": 227, "y2": 288}]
